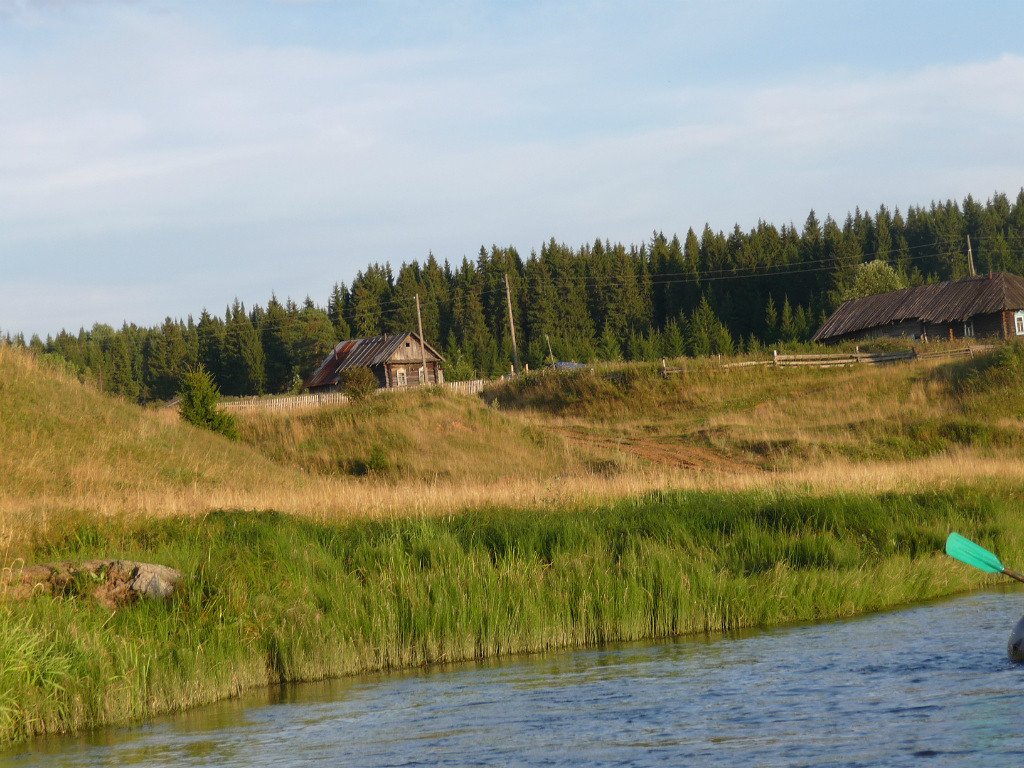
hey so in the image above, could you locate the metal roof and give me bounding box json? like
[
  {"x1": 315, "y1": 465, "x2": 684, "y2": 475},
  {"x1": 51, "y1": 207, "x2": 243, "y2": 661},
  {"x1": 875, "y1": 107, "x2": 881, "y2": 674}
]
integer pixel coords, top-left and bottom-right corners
[
  {"x1": 813, "y1": 272, "x2": 1024, "y2": 342},
  {"x1": 304, "y1": 332, "x2": 445, "y2": 389}
]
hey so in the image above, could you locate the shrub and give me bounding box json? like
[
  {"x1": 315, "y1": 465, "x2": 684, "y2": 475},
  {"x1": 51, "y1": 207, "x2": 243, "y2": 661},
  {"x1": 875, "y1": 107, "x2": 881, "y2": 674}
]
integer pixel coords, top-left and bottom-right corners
[
  {"x1": 178, "y1": 366, "x2": 238, "y2": 440},
  {"x1": 338, "y1": 367, "x2": 378, "y2": 399},
  {"x1": 366, "y1": 444, "x2": 391, "y2": 473}
]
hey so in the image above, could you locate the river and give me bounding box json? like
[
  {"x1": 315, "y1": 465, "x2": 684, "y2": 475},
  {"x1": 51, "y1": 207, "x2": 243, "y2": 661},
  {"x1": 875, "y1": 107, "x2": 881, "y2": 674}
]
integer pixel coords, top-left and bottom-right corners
[{"x1": 5, "y1": 590, "x2": 1024, "y2": 767}]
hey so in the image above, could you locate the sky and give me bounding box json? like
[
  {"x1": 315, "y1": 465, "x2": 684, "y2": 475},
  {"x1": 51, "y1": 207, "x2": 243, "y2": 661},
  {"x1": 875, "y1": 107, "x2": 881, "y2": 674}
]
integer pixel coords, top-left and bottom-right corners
[{"x1": 3, "y1": 0, "x2": 1024, "y2": 339}]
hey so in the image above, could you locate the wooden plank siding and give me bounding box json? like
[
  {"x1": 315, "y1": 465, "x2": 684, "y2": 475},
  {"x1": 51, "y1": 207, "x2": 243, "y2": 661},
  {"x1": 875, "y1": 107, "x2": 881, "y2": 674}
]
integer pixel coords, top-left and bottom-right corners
[{"x1": 384, "y1": 360, "x2": 443, "y2": 389}]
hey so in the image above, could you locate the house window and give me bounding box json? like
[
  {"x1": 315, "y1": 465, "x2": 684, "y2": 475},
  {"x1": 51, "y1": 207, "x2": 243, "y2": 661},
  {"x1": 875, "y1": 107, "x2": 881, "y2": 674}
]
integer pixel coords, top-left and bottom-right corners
[
  {"x1": 1015, "y1": 311, "x2": 1024, "y2": 336},
  {"x1": 963, "y1": 320, "x2": 974, "y2": 338},
  {"x1": 396, "y1": 369, "x2": 407, "y2": 386}
]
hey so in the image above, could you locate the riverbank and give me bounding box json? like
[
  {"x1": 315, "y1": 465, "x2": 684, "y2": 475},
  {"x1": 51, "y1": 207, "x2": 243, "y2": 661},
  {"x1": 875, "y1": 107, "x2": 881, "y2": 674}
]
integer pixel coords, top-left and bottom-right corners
[{"x1": 2, "y1": 485, "x2": 1019, "y2": 746}]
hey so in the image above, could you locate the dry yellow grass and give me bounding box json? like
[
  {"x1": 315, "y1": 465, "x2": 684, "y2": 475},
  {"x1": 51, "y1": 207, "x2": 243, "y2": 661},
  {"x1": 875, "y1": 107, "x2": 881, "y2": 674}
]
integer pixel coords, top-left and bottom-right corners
[
  {"x1": 233, "y1": 386, "x2": 580, "y2": 483},
  {"x1": 501, "y1": 352, "x2": 1021, "y2": 471}
]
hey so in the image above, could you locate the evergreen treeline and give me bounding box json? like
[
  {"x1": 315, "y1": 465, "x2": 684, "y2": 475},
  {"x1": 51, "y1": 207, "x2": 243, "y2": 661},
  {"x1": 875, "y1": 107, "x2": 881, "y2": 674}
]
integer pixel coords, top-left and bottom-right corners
[{"x1": 9, "y1": 191, "x2": 1024, "y2": 402}]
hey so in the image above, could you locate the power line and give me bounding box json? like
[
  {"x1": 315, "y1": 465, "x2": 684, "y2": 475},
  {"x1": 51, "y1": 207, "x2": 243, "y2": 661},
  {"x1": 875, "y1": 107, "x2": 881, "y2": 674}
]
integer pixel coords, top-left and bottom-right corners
[{"x1": 323, "y1": 236, "x2": 1021, "y2": 320}]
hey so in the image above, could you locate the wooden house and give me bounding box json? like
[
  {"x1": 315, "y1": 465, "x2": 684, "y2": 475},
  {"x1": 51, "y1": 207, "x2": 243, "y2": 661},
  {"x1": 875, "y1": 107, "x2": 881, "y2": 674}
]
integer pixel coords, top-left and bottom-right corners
[
  {"x1": 813, "y1": 272, "x2": 1024, "y2": 345},
  {"x1": 304, "y1": 332, "x2": 445, "y2": 392}
]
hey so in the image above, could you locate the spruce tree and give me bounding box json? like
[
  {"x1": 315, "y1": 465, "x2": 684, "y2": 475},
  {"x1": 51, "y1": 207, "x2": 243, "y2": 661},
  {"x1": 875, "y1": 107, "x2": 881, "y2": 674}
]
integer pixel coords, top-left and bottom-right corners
[
  {"x1": 109, "y1": 333, "x2": 140, "y2": 401},
  {"x1": 597, "y1": 325, "x2": 621, "y2": 361},
  {"x1": 260, "y1": 296, "x2": 294, "y2": 393},
  {"x1": 326, "y1": 282, "x2": 352, "y2": 340},
  {"x1": 710, "y1": 322, "x2": 734, "y2": 356},
  {"x1": 222, "y1": 301, "x2": 266, "y2": 396},
  {"x1": 178, "y1": 365, "x2": 238, "y2": 440},
  {"x1": 145, "y1": 317, "x2": 190, "y2": 401},
  {"x1": 779, "y1": 297, "x2": 796, "y2": 342},
  {"x1": 350, "y1": 264, "x2": 392, "y2": 337},
  {"x1": 763, "y1": 295, "x2": 778, "y2": 342},
  {"x1": 196, "y1": 310, "x2": 224, "y2": 386},
  {"x1": 661, "y1": 317, "x2": 686, "y2": 359},
  {"x1": 687, "y1": 297, "x2": 714, "y2": 357},
  {"x1": 292, "y1": 305, "x2": 336, "y2": 379}
]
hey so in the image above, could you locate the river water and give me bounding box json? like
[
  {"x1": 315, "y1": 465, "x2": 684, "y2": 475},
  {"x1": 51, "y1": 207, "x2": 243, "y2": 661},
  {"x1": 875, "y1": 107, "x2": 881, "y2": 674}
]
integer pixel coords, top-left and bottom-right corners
[{"x1": 6, "y1": 590, "x2": 1024, "y2": 767}]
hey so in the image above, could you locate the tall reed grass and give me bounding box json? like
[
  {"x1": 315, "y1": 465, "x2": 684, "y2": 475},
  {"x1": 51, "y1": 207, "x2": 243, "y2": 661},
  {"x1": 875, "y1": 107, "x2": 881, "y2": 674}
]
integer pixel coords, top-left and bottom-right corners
[{"x1": 1, "y1": 486, "x2": 1018, "y2": 746}]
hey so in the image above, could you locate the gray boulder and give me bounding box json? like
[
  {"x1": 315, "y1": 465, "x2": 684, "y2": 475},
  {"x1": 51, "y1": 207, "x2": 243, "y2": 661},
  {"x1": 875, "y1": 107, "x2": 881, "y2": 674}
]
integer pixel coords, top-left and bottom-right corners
[{"x1": 2, "y1": 559, "x2": 182, "y2": 609}]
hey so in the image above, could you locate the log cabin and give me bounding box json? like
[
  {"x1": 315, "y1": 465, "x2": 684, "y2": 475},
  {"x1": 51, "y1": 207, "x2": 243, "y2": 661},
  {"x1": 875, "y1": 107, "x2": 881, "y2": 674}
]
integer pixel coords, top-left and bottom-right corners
[
  {"x1": 304, "y1": 332, "x2": 445, "y2": 392},
  {"x1": 813, "y1": 272, "x2": 1024, "y2": 345}
]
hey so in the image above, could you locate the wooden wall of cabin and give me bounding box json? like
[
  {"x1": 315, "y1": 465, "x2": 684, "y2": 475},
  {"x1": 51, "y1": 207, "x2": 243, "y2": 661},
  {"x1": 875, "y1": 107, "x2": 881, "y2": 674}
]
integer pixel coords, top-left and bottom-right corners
[
  {"x1": 922, "y1": 313, "x2": 1004, "y2": 341},
  {"x1": 383, "y1": 360, "x2": 443, "y2": 388},
  {"x1": 827, "y1": 319, "x2": 924, "y2": 344},
  {"x1": 972, "y1": 312, "x2": 1006, "y2": 339},
  {"x1": 825, "y1": 313, "x2": 1010, "y2": 345}
]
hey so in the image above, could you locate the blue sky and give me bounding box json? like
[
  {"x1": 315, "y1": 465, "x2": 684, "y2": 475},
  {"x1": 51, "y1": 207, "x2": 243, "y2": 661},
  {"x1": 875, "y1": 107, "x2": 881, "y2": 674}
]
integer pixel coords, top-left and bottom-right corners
[{"x1": 3, "y1": 0, "x2": 1024, "y2": 338}]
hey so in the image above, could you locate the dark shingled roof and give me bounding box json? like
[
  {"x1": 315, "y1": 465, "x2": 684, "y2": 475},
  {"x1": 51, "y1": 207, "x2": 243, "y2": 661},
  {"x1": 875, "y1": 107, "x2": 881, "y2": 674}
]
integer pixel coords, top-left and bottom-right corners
[
  {"x1": 304, "y1": 332, "x2": 445, "y2": 389},
  {"x1": 813, "y1": 272, "x2": 1024, "y2": 342}
]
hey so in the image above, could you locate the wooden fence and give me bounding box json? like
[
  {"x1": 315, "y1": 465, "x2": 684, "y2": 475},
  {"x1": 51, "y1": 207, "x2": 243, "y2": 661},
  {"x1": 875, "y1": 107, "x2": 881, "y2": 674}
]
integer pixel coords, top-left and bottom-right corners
[
  {"x1": 221, "y1": 390, "x2": 350, "y2": 413},
  {"x1": 444, "y1": 379, "x2": 488, "y2": 396},
  {"x1": 772, "y1": 349, "x2": 914, "y2": 367},
  {"x1": 664, "y1": 344, "x2": 991, "y2": 376},
  {"x1": 220, "y1": 378, "x2": 490, "y2": 414},
  {"x1": 914, "y1": 346, "x2": 986, "y2": 361},
  {"x1": 771, "y1": 345, "x2": 990, "y2": 368}
]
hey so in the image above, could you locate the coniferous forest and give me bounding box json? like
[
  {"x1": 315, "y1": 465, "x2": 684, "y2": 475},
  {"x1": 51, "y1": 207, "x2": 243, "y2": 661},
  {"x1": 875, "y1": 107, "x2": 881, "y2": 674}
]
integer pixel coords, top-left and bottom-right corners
[{"x1": 10, "y1": 191, "x2": 1024, "y2": 402}]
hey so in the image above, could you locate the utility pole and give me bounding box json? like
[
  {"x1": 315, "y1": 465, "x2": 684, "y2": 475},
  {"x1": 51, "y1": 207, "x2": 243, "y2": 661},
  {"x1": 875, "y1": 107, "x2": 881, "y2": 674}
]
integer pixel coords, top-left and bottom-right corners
[
  {"x1": 967, "y1": 235, "x2": 976, "y2": 277},
  {"x1": 545, "y1": 334, "x2": 555, "y2": 366},
  {"x1": 415, "y1": 293, "x2": 428, "y2": 386},
  {"x1": 504, "y1": 273, "x2": 521, "y2": 374}
]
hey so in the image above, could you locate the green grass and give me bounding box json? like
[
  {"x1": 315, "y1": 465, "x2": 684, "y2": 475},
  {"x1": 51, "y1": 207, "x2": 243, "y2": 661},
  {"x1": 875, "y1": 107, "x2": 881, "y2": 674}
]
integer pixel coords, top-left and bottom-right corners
[{"x1": 2, "y1": 486, "x2": 1020, "y2": 746}]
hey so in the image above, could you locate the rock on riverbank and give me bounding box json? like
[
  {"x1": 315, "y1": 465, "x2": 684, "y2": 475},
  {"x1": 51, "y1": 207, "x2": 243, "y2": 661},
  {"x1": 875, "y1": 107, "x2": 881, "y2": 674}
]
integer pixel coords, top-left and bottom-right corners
[{"x1": 2, "y1": 560, "x2": 181, "y2": 609}]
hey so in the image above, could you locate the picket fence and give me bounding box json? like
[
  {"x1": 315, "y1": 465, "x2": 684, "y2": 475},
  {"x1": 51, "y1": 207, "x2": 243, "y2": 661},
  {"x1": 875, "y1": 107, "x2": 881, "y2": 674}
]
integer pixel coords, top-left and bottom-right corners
[{"x1": 220, "y1": 378, "x2": 490, "y2": 413}]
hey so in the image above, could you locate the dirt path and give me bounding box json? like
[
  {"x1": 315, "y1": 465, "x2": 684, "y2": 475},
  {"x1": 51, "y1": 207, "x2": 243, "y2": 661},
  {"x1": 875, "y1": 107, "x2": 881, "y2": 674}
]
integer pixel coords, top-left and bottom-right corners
[{"x1": 551, "y1": 425, "x2": 752, "y2": 473}]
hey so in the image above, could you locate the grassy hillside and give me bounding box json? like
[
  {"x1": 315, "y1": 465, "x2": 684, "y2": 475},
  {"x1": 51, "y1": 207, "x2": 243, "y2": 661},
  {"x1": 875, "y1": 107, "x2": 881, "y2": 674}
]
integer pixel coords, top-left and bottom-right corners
[
  {"x1": 7, "y1": 342, "x2": 1024, "y2": 550},
  {"x1": 234, "y1": 387, "x2": 579, "y2": 483},
  {"x1": 482, "y1": 345, "x2": 1024, "y2": 487},
  {"x1": 0, "y1": 347, "x2": 651, "y2": 551},
  {"x1": 0, "y1": 347, "x2": 309, "y2": 540}
]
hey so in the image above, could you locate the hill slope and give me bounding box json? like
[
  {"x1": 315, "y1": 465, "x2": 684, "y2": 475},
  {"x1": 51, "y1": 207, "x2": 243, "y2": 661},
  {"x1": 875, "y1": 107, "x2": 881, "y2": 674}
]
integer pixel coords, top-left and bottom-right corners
[
  {"x1": 234, "y1": 387, "x2": 578, "y2": 483},
  {"x1": 0, "y1": 347, "x2": 630, "y2": 550},
  {"x1": 484, "y1": 346, "x2": 1024, "y2": 488},
  {"x1": 0, "y1": 347, "x2": 313, "y2": 538},
  {"x1": 4, "y1": 344, "x2": 1024, "y2": 747}
]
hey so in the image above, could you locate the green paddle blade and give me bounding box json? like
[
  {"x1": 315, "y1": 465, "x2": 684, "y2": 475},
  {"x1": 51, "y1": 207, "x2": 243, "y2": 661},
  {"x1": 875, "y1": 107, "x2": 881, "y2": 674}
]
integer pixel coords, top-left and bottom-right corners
[{"x1": 945, "y1": 532, "x2": 1005, "y2": 574}]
